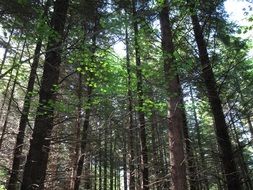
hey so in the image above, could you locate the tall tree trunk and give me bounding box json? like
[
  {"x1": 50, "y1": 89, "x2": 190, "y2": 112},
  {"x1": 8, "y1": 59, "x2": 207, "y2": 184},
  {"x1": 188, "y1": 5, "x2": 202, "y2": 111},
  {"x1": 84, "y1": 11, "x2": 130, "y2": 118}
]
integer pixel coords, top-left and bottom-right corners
[
  {"x1": 154, "y1": 116, "x2": 169, "y2": 188},
  {"x1": 235, "y1": 78, "x2": 253, "y2": 139},
  {"x1": 109, "y1": 125, "x2": 114, "y2": 190},
  {"x1": 103, "y1": 124, "x2": 108, "y2": 190},
  {"x1": 159, "y1": 2, "x2": 188, "y2": 190},
  {"x1": 74, "y1": 86, "x2": 92, "y2": 190},
  {"x1": 228, "y1": 103, "x2": 253, "y2": 189},
  {"x1": 84, "y1": 155, "x2": 92, "y2": 190},
  {"x1": 69, "y1": 73, "x2": 82, "y2": 190},
  {"x1": 182, "y1": 105, "x2": 199, "y2": 190},
  {"x1": 21, "y1": 0, "x2": 69, "y2": 189},
  {"x1": 132, "y1": 0, "x2": 149, "y2": 189},
  {"x1": 0, "y1": 40, "x2": 25, "y2": 150},
  {"x1": 150, "y1": 109, "x2": 159, "y2": 189},
  {"x1": 189, "y1": 85, "x2": 209, "y2": 190},
  {"x1": 7, "y1": 39, "x2": 43, "y2": 190},
  {"x1": 123, "y1": 130, "x2": 128, "y2": 190},
  {"x1": 125, "y1": 25, "x2": 135, "y2": 190},
  {"x1": 98, "y1": 130, "x2": 102, "y2": 190},
  {"x1": 73, "y1": 14, "x2": 98, "y2": 188},
  {"x1": 94, "y1": 156, "x2": 97, "y2": 190},
  {"x1": 189, "y1": 3, "x2": 242, "y2": 189},
  {"x1": 0, "y1": 38, "x2": 22, "y2": 120}
]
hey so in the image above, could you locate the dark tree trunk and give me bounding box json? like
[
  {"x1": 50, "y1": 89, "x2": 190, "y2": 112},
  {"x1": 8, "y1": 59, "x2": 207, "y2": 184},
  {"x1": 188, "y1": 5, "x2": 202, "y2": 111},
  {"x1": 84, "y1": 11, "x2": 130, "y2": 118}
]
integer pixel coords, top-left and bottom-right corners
[
  {"x1": 94, "y1": 157, "x2": 97, "y2": 190},
  {"x1": 98, "y1": 131, "x2": 102, "y2": 190},
  {"x1": 103, "y1": 124, "x2": 108, "y2": 190},
  {"x1": 125, "y1": 26, "x2": 135, "y2": 190},
  {"x1": 159, "y1": 2, "x2": 188, "y2": 190},
  {"x1": 132, "y1": 0, "x2": 149, "y2": 189},
  {"x1": 21, "y1": 0, "x2": 69, "y2": 189},
  {"x1": 109, "y1": 125, "x2": 114, "y2": 190},
  {"x1": 189, "y1": 4, "x2": 242, "y2": 190},
  {"x1": 123, "y1": 131, "x2": 128, "y2": 190},
  {"x1": 7, "y1": 39, "x2": 43, "y2": 190}
]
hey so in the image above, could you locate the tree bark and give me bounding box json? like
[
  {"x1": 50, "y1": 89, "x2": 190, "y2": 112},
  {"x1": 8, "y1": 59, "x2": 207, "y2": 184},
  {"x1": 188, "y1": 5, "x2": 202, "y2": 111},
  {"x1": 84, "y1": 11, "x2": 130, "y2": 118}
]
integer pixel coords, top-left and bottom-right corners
[
  {"x1": 125, "y1": 25, "x2": 135, "y2": 190},
  {"x1": 7, "y1": 39, "x2": 43, "y2": 190},
  {"x1": 98, "y1": 130, "x2": 102, "y2": 190},
  {"x1": 103, "y1": 123, "x2": 108, "y2": 190},
  {"x1": 73, "y1": 86, "x2": 92, "y2": 190},
  {"x1": 21, "y1": 0, "x2": 69, "y2": 189},
  {"x1": 69, "y1": 73, "x2": 82, "y2": 190},
  {"x1": 189, "y1": 3, "x2": 242, "y2": 189},
  {"x1": 159, "y1": 2, "x2": 188, "y2": 190},
  {"x1": 132, "y1": 0, "x2": 149, "y2": 189}
]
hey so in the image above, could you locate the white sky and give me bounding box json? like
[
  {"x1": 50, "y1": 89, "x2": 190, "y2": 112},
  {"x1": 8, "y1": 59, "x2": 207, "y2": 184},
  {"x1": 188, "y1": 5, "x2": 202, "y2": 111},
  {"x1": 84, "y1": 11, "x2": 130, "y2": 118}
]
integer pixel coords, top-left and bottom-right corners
[
  {"x1": 224, "y1": 0, "x2": 253, "y2": 57},
  {"x1": 224, "y1": 0, "x2": 252, "y2": 25}
]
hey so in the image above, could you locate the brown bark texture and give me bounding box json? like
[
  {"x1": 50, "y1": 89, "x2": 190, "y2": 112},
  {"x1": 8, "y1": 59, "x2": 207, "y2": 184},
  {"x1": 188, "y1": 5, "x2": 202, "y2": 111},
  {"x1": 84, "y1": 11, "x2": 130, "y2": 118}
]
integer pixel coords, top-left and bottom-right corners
[{"x1": 21, "y1": 0, "x2": 69, "y2": 189}]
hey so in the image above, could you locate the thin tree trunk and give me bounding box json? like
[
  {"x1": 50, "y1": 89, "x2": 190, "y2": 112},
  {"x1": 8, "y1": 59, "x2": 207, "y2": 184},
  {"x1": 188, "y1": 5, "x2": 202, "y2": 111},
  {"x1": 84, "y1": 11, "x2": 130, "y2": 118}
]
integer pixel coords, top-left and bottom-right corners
[
  {"x1": 123, "y1": 131, "x2": 128, "y2": 190},
  {"x1": 84, "y1": 155, "x2": 92, "y2": 190},
  {"x1": 70, "y1": 73, "x2": 82, "y2": 190},
  {"x1": 159, "y1": 2, "x2": 187, "y2": 190},
  {"x1": 0, "y1": 39, "x2": 22, "y2": 120},
  {"x1": 235, "y1": 78, "x2": 253, "y2": 139},
  {"x1": 189, "y1": 3, "x2": 242, "y2": 189},
  {"x1": 125, "y1": 25, "x2": 135, "y2": 190},
  {"x1": 0, "y1": 41, "x2": 25, "y2": 150},
  {"x1": 21, "y1": 1, "x2": 69, "y2": 189},
  {"x1": 132, "y1": 0, "x2": 149, "y2": 189},
  {"x1": 99, "y1": 130, "x2": 102, "y2": 190},
  {"x1": 7, "y1": 39, "x2": 43, "y2": 190},
  {"x1": 94, "y1": 156, "x2": 97, "y2": 190},
  {"x1": 182, "y1": 105, "x2": 199, "y2": 190},
  {"x1": 74, "y1": 86, "x2": 92, "y2": 190},
  {"x1": 228, "y1": 103, "x2": 253, "y2": 189},
  {"x1": 154, "y1": 116, "x2": 169, "y2": 188},
  {"x1": 150, "y1": 110, "x2": 159, "y2": 189},
  {"x1": 73, "y1": 15, "x2": 98, "y2": 188},
  {"x1": 103, "y1": 124, "x2": 108, "y2": 190},
  {"x1": 189, "y1": 85, "x2": 209, "y2": 190},
  {"x1": 109, "y1": 125, "x2": 114, "y2": 190}
]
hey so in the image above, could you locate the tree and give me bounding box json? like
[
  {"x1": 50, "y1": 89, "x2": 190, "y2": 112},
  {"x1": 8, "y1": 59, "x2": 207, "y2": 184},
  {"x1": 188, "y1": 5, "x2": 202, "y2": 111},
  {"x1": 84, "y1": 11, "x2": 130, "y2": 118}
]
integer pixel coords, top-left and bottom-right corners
[
  {"x1": 132, "y1": 0, "x2": 149, "y2": 189},
  {"x1": 159, "y1": 1, "x2": 187, "y2": 189},
  {"x1": 21, "y1": 0, "x2": 69, "y2": 189},
  {"x1": 7, "y1": 3, "x2": 51, "y2": 189},
  {"x1": 188, "y1": 1, "x2": 242, "y2": 189}
]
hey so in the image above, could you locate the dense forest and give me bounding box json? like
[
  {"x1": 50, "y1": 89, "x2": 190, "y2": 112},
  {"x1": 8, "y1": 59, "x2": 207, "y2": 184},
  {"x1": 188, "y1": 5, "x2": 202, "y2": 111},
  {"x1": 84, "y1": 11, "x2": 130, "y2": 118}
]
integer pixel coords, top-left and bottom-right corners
[{"x1": 0, "y1": 0, "x2": 252, "y2": 189}]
